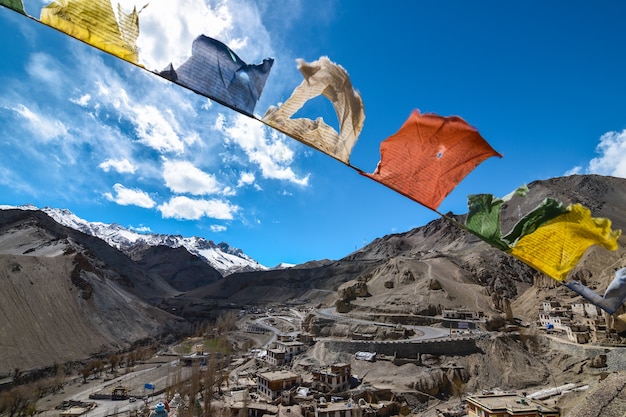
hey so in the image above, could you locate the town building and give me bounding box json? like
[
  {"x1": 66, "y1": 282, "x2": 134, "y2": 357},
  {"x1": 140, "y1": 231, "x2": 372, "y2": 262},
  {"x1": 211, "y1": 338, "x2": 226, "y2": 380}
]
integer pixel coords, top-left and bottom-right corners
[
  {"x1": 442, "y1": 309, "x2": 482, "y2": 320},
  {"x1": 257, "y1": 370, "x2": 301, "y2": 400},
  {"x1": 295, "y1": 333, "x2": 315, "y2": 344},
  {"x1": 538, "y1": 299, "x2": 612, "y2": 344},
  {"x1": 244, "y1": 322, "x2": 270, "y2": 334},
  {"x1": 179, "y1": 351, "x2": 228, "y2": 367},
  {"x1": 277, "y1": 340, "x2": 306, "y2": 359},
  {"x1": 309, "y1": 398, "x2": 363, "y2": 417},
  {"x1": 312, "y1": 363, "x2": 351, "y2": 393},
  {"x1": 265, "y1": 340, "x2": 306, "y2": 366},
  {"x1": 228, "y1": 401, "x2": 278, "y2": 417},
  {"x1": 354, "y1": 352, "x2": 376, "y2": 362},
  {"x1": 541, "y1": 301, "x2": 564, "y2": 314},
  {"x1": 59, "y1": 407, "x2": 90, "y2": 417},
  {"x1": 266, "y1": 349, "x2": 287, "y2": 366},
  {"x1": 466, "y1": 393, "x2": 560, "y2": 417}
]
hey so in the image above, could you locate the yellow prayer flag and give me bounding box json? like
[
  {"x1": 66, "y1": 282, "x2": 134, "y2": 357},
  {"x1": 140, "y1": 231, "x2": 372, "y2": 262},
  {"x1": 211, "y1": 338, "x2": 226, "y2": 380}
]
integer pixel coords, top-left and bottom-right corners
[
  {"x1": 40, "y1": 0, "x2": 140, "y2": 64},
  {"x1": 509, "y1": 204, "x2": 621, "y2": 281}
]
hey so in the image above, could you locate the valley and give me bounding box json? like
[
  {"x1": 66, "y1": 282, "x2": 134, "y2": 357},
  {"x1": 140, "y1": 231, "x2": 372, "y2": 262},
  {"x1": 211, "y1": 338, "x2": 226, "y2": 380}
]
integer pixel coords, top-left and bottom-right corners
[
  {"x1": 1, "y1": 174, "x2": 626, "y2": 416},
  {"x1": 25, "y1": 302, "x2": 626, "y2": 417}
]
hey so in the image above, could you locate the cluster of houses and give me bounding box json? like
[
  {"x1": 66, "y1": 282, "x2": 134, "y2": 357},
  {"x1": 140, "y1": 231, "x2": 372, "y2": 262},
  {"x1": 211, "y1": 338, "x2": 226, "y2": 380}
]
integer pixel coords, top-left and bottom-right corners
[
  {"x1": 223, "y1": 328, "x2": 562, "y2": 417},
  {"x1": 227, "y1": 309, "x2": 565, "y2": 417},
  {"x1": 227, "y1": 375, "x2": 401, "y2": 417},
  {"x1": 219, "y1": 332, "x2": 403, "y2": 417},
  {"x1": 173, "y1": 306, "x2": 579, "y2": 417},
  {"x1": 537, "y1": 300, "x2": 617, "y2": 344},
  {"x1": 253, "y1": 363, "x2": 353, "y2": 402}
]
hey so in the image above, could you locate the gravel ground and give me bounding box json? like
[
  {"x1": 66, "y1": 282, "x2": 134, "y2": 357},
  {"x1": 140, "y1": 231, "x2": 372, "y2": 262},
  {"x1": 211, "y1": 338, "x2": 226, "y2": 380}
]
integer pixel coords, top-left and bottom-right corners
[{"x1": 566, "y1": 372, "x2": 626, "y2": 417}]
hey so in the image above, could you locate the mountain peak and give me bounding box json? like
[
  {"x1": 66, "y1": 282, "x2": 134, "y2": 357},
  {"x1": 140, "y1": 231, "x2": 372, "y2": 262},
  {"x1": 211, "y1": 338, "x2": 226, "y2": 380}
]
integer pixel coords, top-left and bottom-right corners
[{"x1": 0, "y1": 205, "x2": 267, "y2": 276}]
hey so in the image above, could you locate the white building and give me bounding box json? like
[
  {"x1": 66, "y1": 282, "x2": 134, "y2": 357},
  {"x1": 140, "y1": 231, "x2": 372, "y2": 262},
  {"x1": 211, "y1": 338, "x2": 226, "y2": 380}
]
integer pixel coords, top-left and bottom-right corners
[{"x1": 257, "y1": 370, "x2": 301, "y2": 400}]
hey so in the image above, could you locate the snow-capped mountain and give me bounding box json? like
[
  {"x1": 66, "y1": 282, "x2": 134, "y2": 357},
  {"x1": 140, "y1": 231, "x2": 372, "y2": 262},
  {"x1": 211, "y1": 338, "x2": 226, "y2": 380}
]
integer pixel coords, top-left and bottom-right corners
[
  {"x1": 273, "y1": 262, "x2": 295, "y2": 270},
  {"x1": 0, "y1": 204, "x2": 267, "y2": 276}
]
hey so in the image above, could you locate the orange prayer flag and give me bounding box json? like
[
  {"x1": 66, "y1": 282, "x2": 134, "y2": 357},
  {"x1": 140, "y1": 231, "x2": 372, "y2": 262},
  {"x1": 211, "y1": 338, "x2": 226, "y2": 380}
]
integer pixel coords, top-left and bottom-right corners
[{"x1": 362, "y1": 110, "x2": 502, "y2": 210}]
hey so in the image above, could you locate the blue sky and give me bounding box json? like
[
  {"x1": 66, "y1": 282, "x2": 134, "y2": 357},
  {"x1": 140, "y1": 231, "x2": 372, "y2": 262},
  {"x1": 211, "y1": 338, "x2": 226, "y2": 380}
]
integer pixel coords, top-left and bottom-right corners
[{"x1": 0, "y1": 1, "x2": 625, "y2": 267}]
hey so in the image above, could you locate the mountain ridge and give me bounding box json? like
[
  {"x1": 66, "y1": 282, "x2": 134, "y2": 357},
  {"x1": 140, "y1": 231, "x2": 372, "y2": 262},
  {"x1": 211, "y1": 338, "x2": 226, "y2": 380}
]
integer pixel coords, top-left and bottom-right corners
[
  {"x1": 0, "y1": 174, "x2": 624, "y2": 376},
  {"x1": 0, "y1": 208, "x2": 187, "y2": 374},
  {"x1": 0, "y1": 204, "x2": 268, "y2": 276}
]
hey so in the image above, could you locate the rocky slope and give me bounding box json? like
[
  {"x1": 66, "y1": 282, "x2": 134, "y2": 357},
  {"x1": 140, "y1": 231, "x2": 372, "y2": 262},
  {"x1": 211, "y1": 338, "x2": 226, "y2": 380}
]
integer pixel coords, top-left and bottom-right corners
[
  {"x1": 187, "y1": 175, "x2": 624, "y2": 329},
  {"x1": 0, "y1": 209, "x2": 188, "y2": 375},
  {"x1": 0, "y1": 174, "x2": 624, "y2": 378},
  {"x1": 2, "y1": 205, "x2": 267, "y2": 276}
]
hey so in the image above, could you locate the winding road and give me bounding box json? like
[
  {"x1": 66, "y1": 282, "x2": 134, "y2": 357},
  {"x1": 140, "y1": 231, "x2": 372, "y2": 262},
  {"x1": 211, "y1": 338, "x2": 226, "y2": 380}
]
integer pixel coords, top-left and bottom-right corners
[{"x1": 315, "y1": 307, "x2": 452, "y2": 341}]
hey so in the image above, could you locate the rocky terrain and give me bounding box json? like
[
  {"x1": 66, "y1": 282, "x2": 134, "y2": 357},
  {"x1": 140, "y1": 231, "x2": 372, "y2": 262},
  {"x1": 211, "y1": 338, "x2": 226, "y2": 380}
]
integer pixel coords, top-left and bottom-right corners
[
  {"x1": 182, "y1": 175, "x2": 626, "y2": 328},
  {"x1": 0, "y1": 209, "x2": 189, "y2": 375},
  {"x1": 0, "y1": 174, "x2": 625, "y2": 415}
]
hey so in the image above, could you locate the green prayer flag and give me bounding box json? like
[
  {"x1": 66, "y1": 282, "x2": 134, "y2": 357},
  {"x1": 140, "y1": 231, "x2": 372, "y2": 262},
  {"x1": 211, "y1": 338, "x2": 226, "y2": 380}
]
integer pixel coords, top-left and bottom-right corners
[{"x1": 0, "y1": 0, "x2": 25, "y2": 14}]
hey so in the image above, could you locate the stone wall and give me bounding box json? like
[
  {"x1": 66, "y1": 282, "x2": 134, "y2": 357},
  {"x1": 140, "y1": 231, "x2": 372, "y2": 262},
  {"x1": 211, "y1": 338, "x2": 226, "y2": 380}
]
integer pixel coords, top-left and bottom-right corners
[
  {"x1": 319, "y1": 337, "x2": 480, "y2": 359},
  {"x1": 547, "y1": 338, "x2": 626, "y2": 373}
]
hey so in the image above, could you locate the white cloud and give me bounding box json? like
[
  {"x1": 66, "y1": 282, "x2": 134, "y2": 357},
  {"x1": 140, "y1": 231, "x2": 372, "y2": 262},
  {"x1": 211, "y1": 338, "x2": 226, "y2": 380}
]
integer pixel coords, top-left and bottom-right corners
[
  {"x1": 117, "y1": 0, "x2": 272, "y2": 70},
  {"x1": 12, "y1": 104, "x2": 68, "y2": 140},
  {"x1": 116, "y1": 0, "x2": 234, "y2": 70},
  {"x1": 25, "y1": 53, "x2": 64, "y2": 88},
  {"x1": 162, "y1": 160, "x2": 222, "y2": 195},
  {"x1": 183, "y1": 131, "x2": 202, "y2": 147},
  {"x1": 222, "y1": 186, "x2": 236, "y2": 196},
  {"x1": 237, "y1": 172, "x2": 256, "y2": 187},
  {"x1": 131, "y1": 225, "x2": 152, "y2": 233},
  {"x1": 94, "y1": 81, "x2": 185, "y2": 154},
  {"x1": 201, "y1": 99, "x2": 213, "y2": 110},
  {"x1": 586, "y1": 129, "x2": 626, "y2": 178},
  {"x1": 568, "y1": 129, "x2": 626, "y2": 179},
  {"x1": 565, "y1": 166, "x2": 582, "y2": 176},
  {"x1": 158, "y1": 196, "x2": 238, "y2": 220},
  {"x1": 210, "y1": 224, "x2": 227, "y2": 232},
  {"x1": 104, "y1": 183, "x2": 156, "y2": 208},
  {"x1": 70, "y1": 94, "x2": 91, "y2": 107},
  {"x1": 133, "y1": 104, "x2": 184, "y2": 153},
  {"x1": 219, "y1": 114, "x2": 309, "y2": 186},
  {"x1": 99, "y1": 158, "x2": 136, "y2": 174}
]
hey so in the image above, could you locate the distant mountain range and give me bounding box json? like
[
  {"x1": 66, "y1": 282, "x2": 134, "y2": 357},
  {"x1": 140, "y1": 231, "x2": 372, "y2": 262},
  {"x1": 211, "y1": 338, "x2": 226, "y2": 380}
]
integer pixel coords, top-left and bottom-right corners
[
  {"x1": 0, "y1": 174, "x2": 624, "y2": 376},
  {"x1": 0, "y1": 204, "x2": 268, "y2": 276}
]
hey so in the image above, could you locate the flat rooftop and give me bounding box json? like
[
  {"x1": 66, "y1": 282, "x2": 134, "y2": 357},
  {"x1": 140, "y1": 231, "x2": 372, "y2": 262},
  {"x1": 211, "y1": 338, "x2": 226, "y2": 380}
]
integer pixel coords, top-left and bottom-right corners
[
  {"x1": 467, "y1": 394, "x2": 559, "y2": 414},
  {"x1": 258, "y1": 370, "x2": 300, "y2": 380}
]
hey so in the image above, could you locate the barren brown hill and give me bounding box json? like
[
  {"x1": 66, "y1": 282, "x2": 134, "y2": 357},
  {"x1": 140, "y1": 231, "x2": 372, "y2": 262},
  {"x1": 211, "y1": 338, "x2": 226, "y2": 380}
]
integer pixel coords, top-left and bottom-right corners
[
  {"x1": 189, "y1": 175, "x2": 625, "y2": 325},
  {"x1": 0, "y1": 209, "x2": 187, "y2": 376},
  {"x1": 0, "y1": 174, "x2": 624, "y2": 384},
  {"x1": 129, "y1": 244, "x2": 223, "y2": 291}
]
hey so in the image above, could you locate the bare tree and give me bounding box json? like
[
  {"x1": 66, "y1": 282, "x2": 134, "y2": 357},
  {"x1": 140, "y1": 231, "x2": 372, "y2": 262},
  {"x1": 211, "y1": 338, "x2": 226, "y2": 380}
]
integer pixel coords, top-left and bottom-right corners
[
  {"x1": 90, "y1": 359, "x2": 104, "y2": 377},
  {"x1": 203, "y1": 356, "x2": 217, "y2": 417},
  {"x1": 80, "y1": 364, "x2": 92, "y2": 383},
  {"x1": 53, "y1": 363, "x2": 66, "y2": 394},
  {"x1": 216, "y1": 311, "x2": 237, "y2": 334},
  {"x1": 188, "y1": 361, "x2": 202, "y2": 417},
  {"x1": 0, "y1": 385, "x2": 36, "y2": 417},
  {"x1": 109, "y1": 354, "x2": 121, "y2": 371}
]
